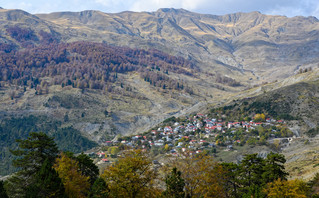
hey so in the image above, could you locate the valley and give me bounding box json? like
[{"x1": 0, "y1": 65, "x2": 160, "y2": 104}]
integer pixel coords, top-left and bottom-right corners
[{"x1": 1, "y1": 7, "x2": 319, "y2": 181}]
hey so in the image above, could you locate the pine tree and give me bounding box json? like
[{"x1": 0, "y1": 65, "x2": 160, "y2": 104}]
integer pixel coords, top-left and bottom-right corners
[
  {"x1": 25, "y1": 158, "x2": 66, "y2": 198},
  {"x1": 76, "y1": 153, "x2": 99, "y2": 185},
  {"x1": 0, "y1": 181, "x2": 8, "y2": 198},
  {"x1": 89, "y1": 177, "x2": 109, "y2": 198},
  {"x1": 239, "y1": 154, "x2": 265, "y2": 194},
  {"x1": 262, "y1": 152, "x2": 288, "y2": 184},
  {"x1": 6, "y1": 132, "x2": 59, "y2": 197},
  {"x1": 163, "y1": 167, "x2": 185, "y2": 198}
]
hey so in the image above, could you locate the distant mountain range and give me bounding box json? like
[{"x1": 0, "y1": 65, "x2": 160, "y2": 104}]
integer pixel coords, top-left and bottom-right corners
[{"x1": 1, "y1": 8, "x2": 319, "y2": 82}]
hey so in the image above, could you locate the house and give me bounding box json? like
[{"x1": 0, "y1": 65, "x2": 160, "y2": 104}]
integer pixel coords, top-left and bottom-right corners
[
  {"x1": 199, "y1": 140, "x2": 207, "y2": 144},
  {"x1": 102, "y1": 158, "x2": 109, "y2": 163},
  {"x1": 164, "y1": 126, "x2": 173, "y2": 132},
  {"x1": 154, "y1": 139, "x2": 164, "y2": 146},
  {"x1": 97, "y1": 152, "x2": 105, "y2": 158},
  {"x1": 190, "y1": 140, "x2": 197, "y2": 145}
]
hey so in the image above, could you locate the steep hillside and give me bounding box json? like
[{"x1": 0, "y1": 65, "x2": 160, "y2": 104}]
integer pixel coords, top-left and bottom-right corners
[
  {"x1": 211, "y1": 76, "x2": 319, "y2": 136},
  {"x1": 35, "y1": 8, "x2": 319, "y2": 82},
  {"x1": 1, "y1": 8, "x2": 319, "y2": 83}
]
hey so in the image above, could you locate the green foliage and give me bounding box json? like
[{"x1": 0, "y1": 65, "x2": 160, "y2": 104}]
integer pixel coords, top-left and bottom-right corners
[
  {"x1": 163, "y1": 116, "x2": 177, "y2": 123},
  {"x1": 278, "y1": 113, "x2": 298, "y2": 120},
  {"x1": 0, "y1": 116, "x2": 97, "y2": 176},
  {"x1": 10, "y1": 132, "x2": 59, "y2": 175},
  {"x1": 164, "y1": 167, "x2": 185, "y2": 198},
  {"x1": 306, "y1": 127, "x2": 319, "y2": 138},
  {"x1": 222, "y1": 162, "x2": 241, "y2": 198},
  {"x1": 0, "y1": 181, "x2": 8, "y2": 198},
  {"x1": 240, "y1": 154, "x2": 265, "y2": 190},
  {"x1": 6, "y1": 132, "x2": 59, "y2": 197},
  {"x1": 262, "y1": 152, "x2": 288, "y2": 184},
  {"x1": 222, "y1": 152, "x2": 289, "y2": 197},
  {"x1": 107, "y1": 146, "x2": 120, "y2": 156},
  {"x1": 25, "y1": 158, "x2": 66, "y2": 198},
  {"x1": 308, "y1": 173, "x2": 319, "y2": 196},
  {"x1": 89, "y1": 177, "x2": 110, "y2": 198},
  {"x1": 53, "y1": 127, "x2": 98, "y2": 153},
  {"x1": 76, "y1": 153, "x2": 99, "y2": 185}
]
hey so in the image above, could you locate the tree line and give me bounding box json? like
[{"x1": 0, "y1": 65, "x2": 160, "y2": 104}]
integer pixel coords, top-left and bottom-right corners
[{"x1": 1, "y1": 132, "x2": 319, "y2": 197}]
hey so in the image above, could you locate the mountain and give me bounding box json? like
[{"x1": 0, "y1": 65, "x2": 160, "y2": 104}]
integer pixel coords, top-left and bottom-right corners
[
  {"x1": 2, "y1": 8, "x2": 319, "y2": 176},
  {"x1": 35, "y1": 8, "x2": 319, "y2": 82},
  {"x1": 1, "y1": 8, "x2": 319, "y2": 82}
]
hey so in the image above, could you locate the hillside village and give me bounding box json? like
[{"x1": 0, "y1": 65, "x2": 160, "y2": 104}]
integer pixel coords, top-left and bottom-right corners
[{"x1": 95, "y1": 113, "x2": 293, "y2": 163}]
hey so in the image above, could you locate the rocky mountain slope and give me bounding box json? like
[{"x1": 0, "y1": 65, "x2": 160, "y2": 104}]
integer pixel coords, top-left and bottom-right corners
[
  {"x1": 2, "y1": 8, "x2": 319, "y2": 176},
  {"x1": 1, "y1": 8, "x2": 319, "y2": 82},
  {"x1": 35, "y1": 8, "x2": 319, "y2": 81}
]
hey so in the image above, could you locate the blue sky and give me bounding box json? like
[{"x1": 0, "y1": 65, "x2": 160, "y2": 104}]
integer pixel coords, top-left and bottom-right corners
[{"x1": 2, "y1": 0, "x2": 319, "y2": 18}]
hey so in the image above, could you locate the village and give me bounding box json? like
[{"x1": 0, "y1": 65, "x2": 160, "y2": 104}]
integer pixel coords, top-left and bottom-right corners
[{"x1": 94, "y1": 113, "x2": 293, "y2": 164}]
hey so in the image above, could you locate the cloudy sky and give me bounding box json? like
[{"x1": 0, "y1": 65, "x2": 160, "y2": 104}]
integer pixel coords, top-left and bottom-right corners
[{"x1": 2, "y1": 0, "x2": 319, "y2": 18}]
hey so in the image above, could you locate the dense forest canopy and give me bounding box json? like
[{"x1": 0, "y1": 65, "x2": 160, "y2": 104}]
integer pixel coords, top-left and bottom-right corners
[{"x1": 0, "y1": 26, "x2": 197, "y2": 93}]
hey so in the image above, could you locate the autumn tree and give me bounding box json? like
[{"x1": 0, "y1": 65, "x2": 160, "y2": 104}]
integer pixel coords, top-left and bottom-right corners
[
  {"x1": 54, "y1": 153, "x2": 90, "y2": 198},
  {"x1": 254, "y1": 113, "x2": 266, "y2": 122},
  {"x1": 263, "y1": 178, "x2": 308, "y2": 198},
  {"x1": 101, "y1": 149, "x2": 159, "y2": 198},
  {"x1": 170, "y1": 152, "x2": 227, "y2": 198}
]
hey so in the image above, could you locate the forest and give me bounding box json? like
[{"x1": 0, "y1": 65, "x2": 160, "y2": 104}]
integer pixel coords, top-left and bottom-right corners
[
  {"x1": 0, "y1": 25, "x2": 197, "y2": 94},
  {"x1": 0, "y1": 116, "x2": 97, "y2": 175},
  {"x1": 1, "y1": 132, "x2": 319, "y2": 198}
]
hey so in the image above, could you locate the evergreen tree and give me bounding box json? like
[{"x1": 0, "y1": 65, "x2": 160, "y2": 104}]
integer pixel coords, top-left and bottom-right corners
[
  {"x1": 6, "y1": 132, "x2": 59, "y2": 197},
  {"x1": 76, "y1": 153, "x2": 99, "y2": 185},
  {"x1": 0, "y1": 181, "x2": 8, "y2": 198},
  {"x1": 10, "y1": 132, "x2": 59, "y2": 175},
  {"x1": 25, "y1": 158, "x2": 66, "y2": 198},
  {"x1": 222, "y1": 162, "x2": 241, "y2": 198},
  {"x1": 239, "y1": 154, "x2": 265, "y2": 194},
  {"x1": 262, "y1": 152, "x2": 288, "y2": 184},
  {"x1": 89, "y1": 177, "x2": 109, "y2": 198},
  {"x1": 164, "y1": 167, "x2": 185, "y2": 198}
]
